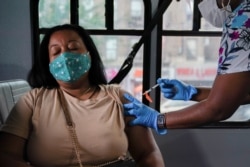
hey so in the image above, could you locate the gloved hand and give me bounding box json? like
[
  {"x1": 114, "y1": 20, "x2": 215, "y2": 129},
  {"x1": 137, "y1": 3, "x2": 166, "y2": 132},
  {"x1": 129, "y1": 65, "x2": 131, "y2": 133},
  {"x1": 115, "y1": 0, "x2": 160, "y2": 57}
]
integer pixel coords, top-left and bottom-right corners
[
  {"x1": 157, "y1": 78, "x2": 197, "y2": 101},
  {"x1": 123, "y1": 93, "x2": 167, "y2": 135}
]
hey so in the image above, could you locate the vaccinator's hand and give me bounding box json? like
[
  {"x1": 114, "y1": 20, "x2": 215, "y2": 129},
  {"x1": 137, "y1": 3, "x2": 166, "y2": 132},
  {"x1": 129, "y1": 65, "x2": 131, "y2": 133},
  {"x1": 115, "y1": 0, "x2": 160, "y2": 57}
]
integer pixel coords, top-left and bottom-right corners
[
  {"x1": 157, "y1": 78, "x2": 197, "y2": 101},
  {"x1": 123, "y1": 93, "x2": 167, "y2": 135}
]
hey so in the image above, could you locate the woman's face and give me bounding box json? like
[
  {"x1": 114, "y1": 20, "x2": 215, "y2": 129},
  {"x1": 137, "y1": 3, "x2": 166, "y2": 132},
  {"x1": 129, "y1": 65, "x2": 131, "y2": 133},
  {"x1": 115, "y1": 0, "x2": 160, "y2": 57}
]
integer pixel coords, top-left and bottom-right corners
[{"x1": 48, "y1": 30, "x2": 88, "y2": 62}]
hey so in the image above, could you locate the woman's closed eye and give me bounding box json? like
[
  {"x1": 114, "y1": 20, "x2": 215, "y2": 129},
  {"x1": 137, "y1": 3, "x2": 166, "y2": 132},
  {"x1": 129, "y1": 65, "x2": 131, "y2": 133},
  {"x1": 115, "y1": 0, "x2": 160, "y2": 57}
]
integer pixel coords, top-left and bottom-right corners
[
  {"x1": 68, "y1": 47, "x2": 78, "y2": 51},
  {"x1": 68, "y1": 41, "x2": 81, "y2": 51},
  {"x1": 50, "y1": 46, "x2": 61, "y2": 56}
]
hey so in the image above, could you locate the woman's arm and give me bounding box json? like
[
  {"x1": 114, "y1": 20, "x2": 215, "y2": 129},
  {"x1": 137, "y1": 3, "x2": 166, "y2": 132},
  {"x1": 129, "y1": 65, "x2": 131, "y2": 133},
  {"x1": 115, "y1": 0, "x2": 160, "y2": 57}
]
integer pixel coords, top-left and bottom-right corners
[
  {"x1": 0, "y1": 132, "x2": 32, "y2": 167},
  {"x1": 120, "y1": 91, "x2": 165, "y2": 167},
  {"x1": 124, "y1": 123, "x2": 165, "y2": 167}
]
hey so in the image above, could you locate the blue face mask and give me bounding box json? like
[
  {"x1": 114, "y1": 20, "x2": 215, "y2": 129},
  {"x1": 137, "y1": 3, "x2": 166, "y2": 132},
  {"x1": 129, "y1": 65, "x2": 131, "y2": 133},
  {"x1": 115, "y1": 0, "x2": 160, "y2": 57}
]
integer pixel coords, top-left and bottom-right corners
[{"x1": 49, "y1": 52, "x2": 91, "y2": 82}]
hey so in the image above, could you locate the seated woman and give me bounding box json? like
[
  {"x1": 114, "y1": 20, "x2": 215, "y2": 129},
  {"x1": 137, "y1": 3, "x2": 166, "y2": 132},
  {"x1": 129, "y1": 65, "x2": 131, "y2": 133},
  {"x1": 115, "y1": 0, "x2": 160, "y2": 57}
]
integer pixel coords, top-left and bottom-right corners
[{"x1": 0, "y1": 24, "x2": 165, "y2": 167}]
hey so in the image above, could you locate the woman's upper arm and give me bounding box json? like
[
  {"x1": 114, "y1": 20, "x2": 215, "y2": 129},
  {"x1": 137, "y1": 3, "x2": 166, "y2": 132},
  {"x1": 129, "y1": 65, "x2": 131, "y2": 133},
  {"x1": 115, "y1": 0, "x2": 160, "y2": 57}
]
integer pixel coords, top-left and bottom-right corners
[
  {"x1": 125, "y1": 125, "x2": 165, "y2": 166},
  {"x1": 125, "y1": 126, "x2": 156, "y2": 156},
  {"x1": 119, "y1": 89, "x2": 164, "y2": 165},
  {"x1": 0, "y1": 132, "x2": 27, "y2": 161}
]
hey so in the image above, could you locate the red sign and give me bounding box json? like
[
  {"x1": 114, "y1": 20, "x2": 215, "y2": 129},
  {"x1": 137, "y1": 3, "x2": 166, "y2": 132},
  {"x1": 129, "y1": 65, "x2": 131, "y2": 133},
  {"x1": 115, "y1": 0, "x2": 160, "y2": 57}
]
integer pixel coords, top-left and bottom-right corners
[{"x1": 176, "y1": 67, "x2": 216, "y2": 80}]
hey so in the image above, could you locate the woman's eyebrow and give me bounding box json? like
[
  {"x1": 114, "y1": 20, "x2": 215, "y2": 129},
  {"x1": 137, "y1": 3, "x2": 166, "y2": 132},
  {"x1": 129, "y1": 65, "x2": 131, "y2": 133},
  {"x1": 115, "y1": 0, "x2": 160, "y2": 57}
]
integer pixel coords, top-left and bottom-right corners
[
  {"x1": 49, "y1": 41, "x2": 72, "y2": 47},
  {"x1": 49, "y1": 39, "x2": 81, "y2": 49},
  {"x1": 68, "y1": 39, "x2": 81, "y2": 44}
]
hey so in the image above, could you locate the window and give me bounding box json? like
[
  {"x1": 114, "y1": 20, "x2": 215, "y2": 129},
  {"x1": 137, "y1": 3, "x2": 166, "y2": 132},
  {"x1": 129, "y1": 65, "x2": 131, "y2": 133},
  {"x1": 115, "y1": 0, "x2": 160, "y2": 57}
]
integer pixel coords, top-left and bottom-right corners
[
  {"x1": 39, "y1": 0, "x2": 70, "y2": 27},
  {"x1": 79, "y1": 0, "x2": 105, "y2": 29},
  {"x1": 163, "y1": 0, "x2": 193, "y2": 30},
  {"x1": 114, "y1": 0, "x2": 144, "y2": 29},
  {"x1": 106, "y1": 38, "x2": 117, "y2": 60},
  {"x1": 131, "y1": 0, "x2": 142, "y2": 18}
]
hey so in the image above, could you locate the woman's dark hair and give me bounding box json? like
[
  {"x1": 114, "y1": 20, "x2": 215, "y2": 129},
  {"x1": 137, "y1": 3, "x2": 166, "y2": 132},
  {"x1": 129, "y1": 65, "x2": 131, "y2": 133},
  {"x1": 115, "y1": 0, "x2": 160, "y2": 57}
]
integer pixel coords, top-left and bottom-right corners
[{"x1": 28, "y1": 24, "x2": 107, "y2": 88}]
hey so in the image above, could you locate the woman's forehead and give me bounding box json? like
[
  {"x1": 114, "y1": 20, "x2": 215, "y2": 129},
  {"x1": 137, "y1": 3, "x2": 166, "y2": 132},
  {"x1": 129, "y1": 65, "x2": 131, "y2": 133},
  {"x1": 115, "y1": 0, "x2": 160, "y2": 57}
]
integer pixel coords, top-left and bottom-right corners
[
  {"x1": 49, "y1": 30, "x2": 85, "y2": 46},
  {"x1": 50, "y1": 30, "x2": 81, "y2": 41}
]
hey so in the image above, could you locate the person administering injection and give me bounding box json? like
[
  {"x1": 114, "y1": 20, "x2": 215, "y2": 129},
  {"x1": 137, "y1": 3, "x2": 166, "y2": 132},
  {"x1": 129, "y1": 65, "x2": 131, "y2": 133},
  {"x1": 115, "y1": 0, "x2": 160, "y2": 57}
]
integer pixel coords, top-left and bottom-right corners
[{"x1": 123, "y1": 0, "x2": 250, "y2": 133}]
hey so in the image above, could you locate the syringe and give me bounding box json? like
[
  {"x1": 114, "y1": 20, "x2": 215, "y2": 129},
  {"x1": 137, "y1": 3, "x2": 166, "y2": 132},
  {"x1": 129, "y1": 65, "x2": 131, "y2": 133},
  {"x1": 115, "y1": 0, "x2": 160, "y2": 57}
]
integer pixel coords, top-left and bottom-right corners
[{"x1": 143, "y1": 84, "x2": 159, "y2": 95}]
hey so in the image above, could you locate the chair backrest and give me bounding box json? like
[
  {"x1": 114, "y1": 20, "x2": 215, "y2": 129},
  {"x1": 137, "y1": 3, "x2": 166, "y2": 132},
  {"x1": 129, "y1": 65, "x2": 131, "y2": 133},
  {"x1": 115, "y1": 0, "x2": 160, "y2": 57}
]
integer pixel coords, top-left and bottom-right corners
[{"x1": 0, "y1": 79, "x2": 31, "y2": 125}]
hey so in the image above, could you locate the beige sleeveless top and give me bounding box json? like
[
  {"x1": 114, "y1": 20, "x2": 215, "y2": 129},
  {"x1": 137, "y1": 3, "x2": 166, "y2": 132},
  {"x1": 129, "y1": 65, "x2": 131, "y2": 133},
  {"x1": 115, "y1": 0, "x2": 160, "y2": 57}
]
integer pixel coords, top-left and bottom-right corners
[{"x1": 0, "y1": 84, "x2": 128, "y2": 166}]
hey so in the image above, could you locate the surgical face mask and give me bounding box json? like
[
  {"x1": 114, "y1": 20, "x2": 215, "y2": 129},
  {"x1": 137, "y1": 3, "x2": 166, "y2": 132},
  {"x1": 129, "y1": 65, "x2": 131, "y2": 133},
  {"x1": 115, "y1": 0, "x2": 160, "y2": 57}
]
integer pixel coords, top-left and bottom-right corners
[
  {"x1": 49, "y1": 52, "x2": 91, "y2": 82},
  {"x1": 198, "y1": 0, "x2": 232, "y2": 28}
]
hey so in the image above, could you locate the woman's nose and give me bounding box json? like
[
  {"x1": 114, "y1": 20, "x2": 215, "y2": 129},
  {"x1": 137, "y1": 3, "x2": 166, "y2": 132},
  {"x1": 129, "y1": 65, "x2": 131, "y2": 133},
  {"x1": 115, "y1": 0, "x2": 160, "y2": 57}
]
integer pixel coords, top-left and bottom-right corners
[{"x1": 61, "y1": 46, "x2": 70, "y2": 53}]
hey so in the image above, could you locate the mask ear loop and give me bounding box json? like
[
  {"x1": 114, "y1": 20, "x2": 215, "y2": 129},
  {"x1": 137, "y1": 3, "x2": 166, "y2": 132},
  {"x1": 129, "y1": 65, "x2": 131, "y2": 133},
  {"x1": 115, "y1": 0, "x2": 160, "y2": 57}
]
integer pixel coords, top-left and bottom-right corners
[{"x1": 221, "y1": 0, "x2": 232, "y2": 12}]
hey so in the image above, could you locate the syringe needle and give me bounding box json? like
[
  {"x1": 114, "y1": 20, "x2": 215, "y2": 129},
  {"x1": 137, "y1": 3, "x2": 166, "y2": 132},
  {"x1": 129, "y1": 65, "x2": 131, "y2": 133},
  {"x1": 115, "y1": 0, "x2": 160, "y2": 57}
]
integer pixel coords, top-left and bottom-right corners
[
  {"x1": 152, "y1": 84, "x2": 159, "y2": 89},
  {"x1": 142, "y1": 84, "x2": 159, "y2": 95}
]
